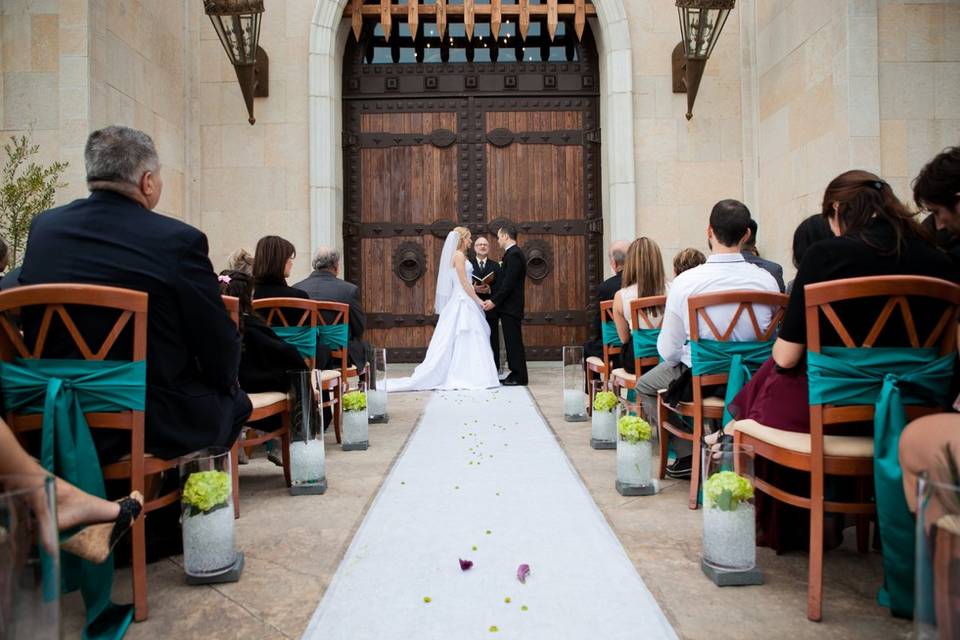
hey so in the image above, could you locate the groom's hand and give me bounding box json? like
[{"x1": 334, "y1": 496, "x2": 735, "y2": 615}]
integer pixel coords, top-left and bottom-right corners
[{"x1": 482, "y1": 300, "x2": 495, "y2": 311}]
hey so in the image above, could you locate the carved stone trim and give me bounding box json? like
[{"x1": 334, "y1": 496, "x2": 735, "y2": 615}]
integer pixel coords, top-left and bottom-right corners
[{"x1": 391, "y1": 242, "x2": 427, "y2": 287}]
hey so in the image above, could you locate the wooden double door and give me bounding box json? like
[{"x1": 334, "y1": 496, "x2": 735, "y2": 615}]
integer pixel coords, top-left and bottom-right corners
[{"x1": 342, "y1": 42, "x2": 602, "y2": 362}]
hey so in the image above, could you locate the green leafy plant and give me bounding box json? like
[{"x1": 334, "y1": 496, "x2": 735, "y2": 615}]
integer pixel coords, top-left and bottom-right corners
[
  {"x1": 593, "y1": 391, "x2": 618, "y2": 413},
  {"x1": 617, "y1": 415, "x2": 652, "y2": 443},
  {"x1": 182, "y1": 470, "x2": 230, "y2": 516},
  {"x1": 0, "y1": 135, "x2": 68, "y2": 268},
  {"x1": 703, "y1": 470, "x2": 754, "y2": 511},
  {"x1": 343, "y1": 390, "x2": 367, "y2": 412}
]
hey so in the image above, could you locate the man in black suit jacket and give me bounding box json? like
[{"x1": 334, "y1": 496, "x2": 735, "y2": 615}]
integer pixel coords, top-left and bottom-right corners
[
  {"x1": 743, "y1": 218, "x2": 785, "y2": 292},
  {"x1": 293, "y1": 246, "x2": 370, "y2": 370},
  {"x1": 19, "y1": 125, "x2": 251, "y2": 463},
  {"x1": 483, "y1": 224, "x2": 528, "y2": 385},
  {"x1": 469, "y1": 235, "x2": 502, "y2": 369},
  {"x1": 584, "y1": 239, "x2": 628, "y2": 360}
]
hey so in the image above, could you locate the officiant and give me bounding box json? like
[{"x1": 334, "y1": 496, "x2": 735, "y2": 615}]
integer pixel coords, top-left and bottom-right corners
[{"x1": 470, "y1": 235, "x2": 502, "y2": 370}]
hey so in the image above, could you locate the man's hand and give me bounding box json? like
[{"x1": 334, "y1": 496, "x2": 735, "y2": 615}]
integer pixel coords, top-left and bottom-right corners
[
  {"x1": 482, "y1": 300, "x2": 495, "y2": 312},
  {"x1": 475, "y1": 284, "x2": 491, "y2": 295}
]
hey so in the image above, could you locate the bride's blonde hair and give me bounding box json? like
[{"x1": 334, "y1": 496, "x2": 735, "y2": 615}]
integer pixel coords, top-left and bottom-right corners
[{"x1": 453, "y1": 226, "x2": 471, "y2": 251}]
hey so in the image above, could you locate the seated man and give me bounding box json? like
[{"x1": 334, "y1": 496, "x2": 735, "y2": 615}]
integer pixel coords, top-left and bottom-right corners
[
  {"x1": 743, "y1": 218, "x2": 785, "y2": 292},
  {"x1": 584, "y1": 240, "x2": 628, "y2": 362},
  {"x1": 294, "y1": 247, "x2": 370, "y2": 371},
  {"x1": 634, "y1": 199, "x2": 780, "y2": 478},
  {"x1": 19, "y1": 125, "x2": 252, "y2": 463}
]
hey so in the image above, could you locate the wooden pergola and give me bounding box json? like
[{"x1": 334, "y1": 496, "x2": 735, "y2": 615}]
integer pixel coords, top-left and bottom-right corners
[{"x1": 344, "y1": 0, "x2": 597, "y2": 43}]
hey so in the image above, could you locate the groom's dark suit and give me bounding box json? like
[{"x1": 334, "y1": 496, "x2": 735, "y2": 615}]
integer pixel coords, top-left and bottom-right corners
[
  {"x1": 490, "y1": 244, "x2": 528, "y2": 385},
  {"x1": 470, "y1": 255, "x2": 502, "y2": 369}
]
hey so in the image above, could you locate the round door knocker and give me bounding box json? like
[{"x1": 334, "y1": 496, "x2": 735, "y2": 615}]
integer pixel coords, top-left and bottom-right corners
[
  {"x1": 523, "y1": 239, "x2": 552, "y2": 281},
  {"x1": 392, "y1": 242, "x2": 426, "y2": 286}
]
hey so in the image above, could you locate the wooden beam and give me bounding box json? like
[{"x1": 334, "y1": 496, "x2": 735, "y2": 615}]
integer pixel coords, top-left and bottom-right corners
[
  {"x1": 380, "y1": 0, "x2": 392, "y2": 40},
  {"x1": 574, "y1": 0, "x2": 586, "y2": 41},
  {"x1": 518, "y1": 0, "x2": 530, "y2": 39},
  {"x1": 351, "y1": 0, "x2": 363, "y2": 41},
  {"x1": 547, "y1": 0, "x2": 558, "y2": 41},
  {"x1": 345, "y1": 4, "x2": 598, "y2": 18},
  {"x1": 491, "y1": 0, "x2": 502, "y2": 40},
  {"x1": 408, "y1": 0, "x2": 418, "y2": 38},
  {"x1": 464, "y1": 0, "x2": 475, "y2": 40},
  {"x1": 436, "y1": 0, "x2": 447, "y2": 38}
]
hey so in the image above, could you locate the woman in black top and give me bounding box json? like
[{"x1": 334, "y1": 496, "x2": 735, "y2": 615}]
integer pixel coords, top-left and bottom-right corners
[{"x1": 252, "y1": 235, "x2": 309, "y2": 301}]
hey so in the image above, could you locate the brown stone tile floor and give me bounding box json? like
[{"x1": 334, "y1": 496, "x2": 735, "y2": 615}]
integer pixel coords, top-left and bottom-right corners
[{"x1": 62, "y1": 363, "x2": 910, "y2": 639}]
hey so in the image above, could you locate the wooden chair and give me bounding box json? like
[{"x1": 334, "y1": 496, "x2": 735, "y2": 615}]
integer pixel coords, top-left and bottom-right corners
[
  {"x1": 252, "y1": 297, "x2": 342, "y2": 444},
  {"x1": 610, "y1": 295, "x2": 667, "y2": 413},
  {"x1": 658, "y1": 290, "x2": 788, "y2": 510},
  {"x1": 315, "y1": 301, "x2": 352, "y2": 444},
  {"x1": 585, "y1": 301, "x2": 622, "y2": 416},
  {"x1": 733, "y1": 276, "x2": 960, "y2": 621},
  {"x1": 0, "y1": 284, "x2": 173, "y2": 622}
]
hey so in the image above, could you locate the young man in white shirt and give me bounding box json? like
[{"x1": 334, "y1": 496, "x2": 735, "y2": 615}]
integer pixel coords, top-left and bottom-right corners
[{"x1": 636, "y1": 199, "x2": 780, "y2": 478}]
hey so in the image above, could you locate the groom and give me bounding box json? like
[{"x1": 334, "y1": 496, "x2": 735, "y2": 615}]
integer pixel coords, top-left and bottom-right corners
[{"x1": 482, "y1": 224, "x2": 528, "y2": 386}]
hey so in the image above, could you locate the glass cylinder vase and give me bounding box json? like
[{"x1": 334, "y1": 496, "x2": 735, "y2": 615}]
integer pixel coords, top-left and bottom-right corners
[
  {"x1": 288, "y1": 370, "x2": 326, "y2": 495},
  {"x1": 616, "y1": 412, "x2": 655, "y2": 496},
  {"x1": 342, "y1": 380, "x2": 369, "y2": 451},
  {"x1": 180, "y1": 448, "x2": 242, "y2": 583},
  {"x1": 915, "y1": 472, "x2": 960, "y2": 639},
  {"x1": 0, "y1": 474, "x2": 59, "y2": 640},
  {"x1": 702, "y1": 443, "x2": 756, "y2": 572},
  {"x1": 562, "y1": 345, "x2": 588, "y2": 422},
  {"x1": 590, "y1": 380, "x2": 619, "y2": 449},
  {"x1": 367, "y1": 349, "x2": 389, "y2": 424}
]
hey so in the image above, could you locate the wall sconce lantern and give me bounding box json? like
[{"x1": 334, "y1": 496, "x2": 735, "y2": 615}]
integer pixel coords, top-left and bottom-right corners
[
  {"x1": 673, "y1": 0, "x2": 735, "y2": 120},
  {"x1": 204, "y1": 0, "x2": 269, "y2": 125}
]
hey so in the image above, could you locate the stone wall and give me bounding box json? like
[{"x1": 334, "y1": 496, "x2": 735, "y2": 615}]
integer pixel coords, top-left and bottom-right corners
[{"x1": 0, "y1": 0, "x2": 89, "y2": 203}]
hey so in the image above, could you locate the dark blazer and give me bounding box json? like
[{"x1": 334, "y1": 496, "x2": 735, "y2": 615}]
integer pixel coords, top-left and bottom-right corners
[
  {"x1": 469, "y1": 256, "x2": 501, "y2": 301},
  {"x1": 18, "y1": 190, "x2": 251, "y2": 462},
  {"x1": 239, "y1": 314, "x2": 307, "y2": 393},
  {"x1": 743, "y1": 252, "x2": 785, "y2": 293},
  {"x1": 293, "y1": 270, "x2": 368, "y2": 369},
  {"x1": 491, "y1": 244, "x2": 526, "y2": 318},
  {"x1": 594, "y1": 272, "x2": 623, "y2": 335},
  {"x1": 252, "y1": 280, "x2": 309, "y2": 326}
]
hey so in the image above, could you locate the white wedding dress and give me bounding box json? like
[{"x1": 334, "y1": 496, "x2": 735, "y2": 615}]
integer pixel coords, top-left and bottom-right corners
[{"x1": 387, "y1": 237, "x2": 501, "y2": 391}]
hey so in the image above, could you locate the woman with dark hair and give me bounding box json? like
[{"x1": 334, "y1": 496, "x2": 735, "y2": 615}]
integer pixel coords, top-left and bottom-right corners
[
  {"x1": 252, "y1": 236, "x2": 309, "y2": 301},
  {"x1": 722, "y1": 170, "x2": 957, "y2": 553},
  {"x1": 785, "y1": 214, "x2": 833, "y2": 294}
]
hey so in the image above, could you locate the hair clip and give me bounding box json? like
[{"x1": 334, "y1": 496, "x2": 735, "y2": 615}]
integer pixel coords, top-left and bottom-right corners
[
  {"x1": 872, "y1": 180, "x2": 885, "y2": 191},
  {"x1": 218, "y1": 274, "x2": 231, "y2": 284}
]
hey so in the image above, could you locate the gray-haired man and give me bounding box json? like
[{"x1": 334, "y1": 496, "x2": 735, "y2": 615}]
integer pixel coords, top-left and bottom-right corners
[{"x1": 293, "y1": 246, "x2": 369, "y2": 370}]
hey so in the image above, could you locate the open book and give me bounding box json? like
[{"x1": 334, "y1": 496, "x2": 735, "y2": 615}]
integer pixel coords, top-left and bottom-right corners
[{"x1": 471, "y1": 271, "x2": 495, "y2": 286}]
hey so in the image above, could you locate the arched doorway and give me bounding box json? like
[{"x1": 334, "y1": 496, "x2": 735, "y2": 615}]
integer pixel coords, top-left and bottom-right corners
[{"x1": 341, "y1": 13, "x2": 602, "y2": 362}]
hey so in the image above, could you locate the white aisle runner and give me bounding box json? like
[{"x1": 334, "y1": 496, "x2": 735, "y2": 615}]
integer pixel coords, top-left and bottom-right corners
[{"x1": 303, "y1": 388, "x2": 676, "y2": 640}]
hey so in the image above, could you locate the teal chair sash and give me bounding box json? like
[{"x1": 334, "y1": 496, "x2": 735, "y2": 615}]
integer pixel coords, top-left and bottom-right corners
[
  {"x1": 0, "y1": 358, "x2": 146, "y2": 640},
  {"x1": 630, "y1": 327, "x2": 662, "y2": 360},
  {"x1": 272, "y1": 326, "x2": 318, "y2": 360},
  {"x1": 807, "y1": 346, "x2": 955, "y2": 617},
  {"x1": 601, "y1": 321, "x2": 622, "y2": 348},
  {"x1": 317, "y1": 323, "x2": 350, "y2": 350},
  {"x1": 690, "y1": 339, "x2": 775, "y2": 425}
]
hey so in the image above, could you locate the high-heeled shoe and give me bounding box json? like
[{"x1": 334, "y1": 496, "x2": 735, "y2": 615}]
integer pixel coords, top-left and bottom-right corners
[{"x1": 61, "y1": 492, "x2": 144, "y2": 564}]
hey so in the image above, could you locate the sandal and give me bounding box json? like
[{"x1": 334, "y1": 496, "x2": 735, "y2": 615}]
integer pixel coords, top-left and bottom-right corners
[{"x1": 61, "y1": 492, "x2": 144, "y2": 564}]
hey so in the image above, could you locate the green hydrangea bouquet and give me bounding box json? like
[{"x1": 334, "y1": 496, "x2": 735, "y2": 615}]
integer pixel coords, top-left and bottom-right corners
[
  {"x1": 593, "y1": 391, "x2": 618, "y2": 413},
  {"x1": 617, "y1": 415, "x2": 652, "y2": 443},
  {"x1": 703, "y1": 470, "x2": 754, "y2": 511},
  {"x1": 182, "y1": 470, "x2": 230, "y2": 517},
  {"x1": 343, "y1": 390, "x2": 367, "y2": 412}
]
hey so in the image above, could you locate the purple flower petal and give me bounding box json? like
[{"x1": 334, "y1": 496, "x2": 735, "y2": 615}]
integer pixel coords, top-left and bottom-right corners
[
  {"x1": 459, "y1": 558, "x2": 474, "y2": 571},
  {"x1": 516, "y1": 563, "x2": 530, "y2": 583}
]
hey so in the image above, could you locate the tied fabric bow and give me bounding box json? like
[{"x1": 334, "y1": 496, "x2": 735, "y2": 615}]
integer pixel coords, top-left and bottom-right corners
[{"x1": 218, "y1": 274, "x2": 231, "y2": 284}]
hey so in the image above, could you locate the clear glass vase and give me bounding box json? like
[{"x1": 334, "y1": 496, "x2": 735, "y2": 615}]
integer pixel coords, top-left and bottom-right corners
[
  {"x1": 288, "y1": 370, "x2": 326, "y2": 495},
  {"x1": 367, "y1": 349, "x2": 389, "y2": 424},
  {"x1": 590, "y1": 380, "x2": 619, "y2": 449},
  {"x1": 915, "y1": 472, "x2": 960, "y2": 640},
  {"x1": 702, "y1": 442, "x2": 756, "y2": 572},
  {"x1": 0, "y1": 474, "x2": 59, "y2": 639},
  {"x1": 342, "y1": 380, "x2": 369, "y2": 451},
  {"x1": 562, "y1": 345, "x2": 587, "y2": 422},
  {"x1": 180, "y1": 448, "x2": 238, "y2": 579}
]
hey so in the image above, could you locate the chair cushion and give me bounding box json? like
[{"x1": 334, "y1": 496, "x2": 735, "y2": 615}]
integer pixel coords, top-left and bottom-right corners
[
  {"x1": 586, "y1": 356, "x2": 606, "y2": 368},
  {"x1": 732, "y1": 419, "x2": 874, "y2": 458},
  {"x1": 610, "y1": 368, "x2": 635, "y2": 383},
  {"x1": 679, "y1": 396, "x2": 725, "y2": 408},
  {"x1": 249, "y1": 391, "x2": 287, "y2": 410},
  {"x1": 318, "y1": 369, "x2": 341, "y2": 382}
]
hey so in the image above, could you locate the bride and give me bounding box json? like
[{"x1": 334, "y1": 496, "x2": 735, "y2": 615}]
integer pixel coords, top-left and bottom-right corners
[{"x1": 386, "y1": 227, "x2": 501, "y2": 391}]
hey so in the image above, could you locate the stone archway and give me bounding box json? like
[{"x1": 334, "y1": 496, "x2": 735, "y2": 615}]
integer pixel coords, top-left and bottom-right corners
[{"x1": 308, "y1": 0, "x2": 637, "y2": 263}]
